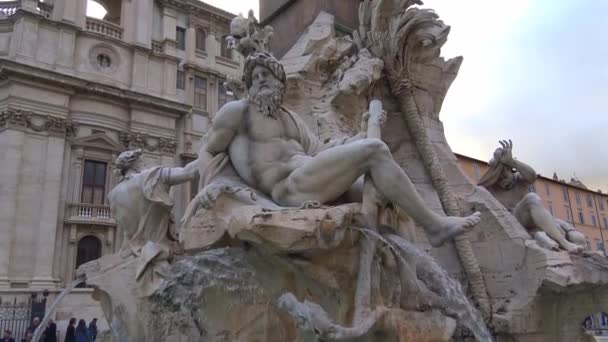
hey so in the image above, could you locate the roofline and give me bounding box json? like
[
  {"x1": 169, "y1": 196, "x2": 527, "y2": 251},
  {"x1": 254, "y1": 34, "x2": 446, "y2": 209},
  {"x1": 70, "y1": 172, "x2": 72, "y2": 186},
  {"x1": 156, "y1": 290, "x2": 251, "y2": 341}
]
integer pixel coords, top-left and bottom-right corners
[
  {"x1": 453, "y1": 152, "x2": 607, "y2": 197},
  {"x1": 157, "y1": 0, "x2": 236, "y2": 22}
]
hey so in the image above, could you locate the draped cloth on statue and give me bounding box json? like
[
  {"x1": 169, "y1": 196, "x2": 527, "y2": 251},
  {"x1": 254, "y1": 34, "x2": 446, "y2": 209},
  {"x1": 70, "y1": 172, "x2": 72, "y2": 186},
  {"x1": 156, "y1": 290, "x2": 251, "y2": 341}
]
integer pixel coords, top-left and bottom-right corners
[{"x1": 108, "y1": 166, "x2": 178, "y2": 294}]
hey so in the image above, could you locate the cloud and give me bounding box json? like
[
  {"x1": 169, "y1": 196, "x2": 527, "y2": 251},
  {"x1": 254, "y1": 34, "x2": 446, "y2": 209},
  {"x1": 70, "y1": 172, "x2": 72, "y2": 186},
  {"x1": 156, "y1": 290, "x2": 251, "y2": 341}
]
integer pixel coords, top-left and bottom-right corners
[
  {"x1": 422, "y1": 0, "x2": 608, "y2": 191},
  {"x1": 208, "y1": 0, "x2": 606, "y2": 191}
]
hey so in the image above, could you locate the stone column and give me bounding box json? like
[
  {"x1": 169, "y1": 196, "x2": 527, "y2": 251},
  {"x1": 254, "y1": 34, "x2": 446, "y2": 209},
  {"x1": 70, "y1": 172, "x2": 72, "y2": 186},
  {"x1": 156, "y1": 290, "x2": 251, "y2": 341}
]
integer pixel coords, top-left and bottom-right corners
[
  {"x1": 11, "y1": 134, "x2": 46, "y2": 282},
  {"x1": 71, "y1": 148, "x2": 84, "y2": 203},
  {"x1": 185, "y1": 26, "x2": 196, "y2": 63},
  {"x1": 64, "y1": 224, "x2": 78, "y2": 285},
  {"x1": 161, "y1": 7, "x2": 177, "y2": 55},
  {"x1": 122, "y1": 0, "x2": 152, "y2": 47},
  {"x1": 31, "y1": 135, "x2": 66, "y2": 289},
  {"x1": 206, "y1": 32, "x2": 218, "y2": 60},
  {"x1": 0, "y1": 130, "x2": 25, "y2": 288}
]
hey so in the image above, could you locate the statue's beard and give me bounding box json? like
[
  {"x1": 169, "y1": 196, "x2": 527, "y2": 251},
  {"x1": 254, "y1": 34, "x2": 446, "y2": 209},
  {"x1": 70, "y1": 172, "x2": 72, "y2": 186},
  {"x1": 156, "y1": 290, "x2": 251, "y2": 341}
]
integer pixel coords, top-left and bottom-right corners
[{"x1": 249, "y1": 86, "x2": 285, "y2": 118}]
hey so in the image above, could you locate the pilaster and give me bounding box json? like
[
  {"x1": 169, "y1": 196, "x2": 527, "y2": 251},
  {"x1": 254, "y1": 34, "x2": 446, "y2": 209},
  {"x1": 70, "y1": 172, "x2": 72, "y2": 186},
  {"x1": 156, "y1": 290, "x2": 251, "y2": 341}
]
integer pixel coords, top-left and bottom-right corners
[
  {"x1": 31, "y1": 135, "x2": 67, "y2": 289},
  {"x1": 0, "y1": 129, "x2": 25, "y2": 289},
  {"x1": 51, "y1": 0, "x2": 86, "y2": 28},
  {"x1": 122, "y1": 0, "x2": 153, "y2": 47}
]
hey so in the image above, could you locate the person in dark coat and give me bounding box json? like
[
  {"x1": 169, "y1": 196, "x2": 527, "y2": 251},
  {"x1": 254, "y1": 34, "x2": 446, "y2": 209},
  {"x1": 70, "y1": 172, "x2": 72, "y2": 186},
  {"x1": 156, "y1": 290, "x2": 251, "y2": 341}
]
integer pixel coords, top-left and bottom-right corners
[
  {"x1": 0, "y1": 329, "x2": 15, "y2": 342},
  {"x1": 74, "y1": 320, "x2": 89, "y2": 342},
  {"x1": 64, "y1": 318, "x2": 76, "y2": 342},
  {"x1": 42, "y1": 319, "x2": 57, "y2": 342},
  {"x1": 19, "y1": 332, "x2": 32, "y2": 342},
  {"x1": 87, "y1": 318, "x2": 97, "y2": 342},
  {"x1": 26, "y1": 317, "x2": 40, "y2": 335}
]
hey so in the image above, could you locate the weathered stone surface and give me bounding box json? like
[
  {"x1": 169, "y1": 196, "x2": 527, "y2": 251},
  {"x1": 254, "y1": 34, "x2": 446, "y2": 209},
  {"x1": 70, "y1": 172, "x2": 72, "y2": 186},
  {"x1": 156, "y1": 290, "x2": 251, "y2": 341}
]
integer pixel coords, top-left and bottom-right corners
[{"x1": 68, "y1": 2, "x2": 608, "y2": 342}]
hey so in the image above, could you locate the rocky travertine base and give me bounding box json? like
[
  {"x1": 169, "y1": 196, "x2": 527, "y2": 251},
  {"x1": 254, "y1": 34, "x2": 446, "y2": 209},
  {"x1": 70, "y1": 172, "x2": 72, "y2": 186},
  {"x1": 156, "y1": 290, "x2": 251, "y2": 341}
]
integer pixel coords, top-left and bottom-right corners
[{"x1": 150, "y1": 247, "x2": 457, "y2": 342}]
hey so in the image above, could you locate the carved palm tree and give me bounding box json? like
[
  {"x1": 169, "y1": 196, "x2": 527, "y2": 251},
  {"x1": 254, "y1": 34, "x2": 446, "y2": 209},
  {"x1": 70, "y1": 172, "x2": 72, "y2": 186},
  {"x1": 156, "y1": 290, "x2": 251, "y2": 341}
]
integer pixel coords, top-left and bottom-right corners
[{"x1": 357, "y1": 0, "x2": 492, "y2": 320}]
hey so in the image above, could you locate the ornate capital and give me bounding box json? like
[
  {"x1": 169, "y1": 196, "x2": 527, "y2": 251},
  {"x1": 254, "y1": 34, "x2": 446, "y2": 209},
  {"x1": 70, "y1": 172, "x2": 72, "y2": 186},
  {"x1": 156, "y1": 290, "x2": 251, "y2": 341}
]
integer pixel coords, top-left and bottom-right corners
[
  {"x1": 119, "y1": 131, "x2": 177, "y2": 154},
  {"x1": 0, "y1": 108, "x2": 78, "y2": 137}
]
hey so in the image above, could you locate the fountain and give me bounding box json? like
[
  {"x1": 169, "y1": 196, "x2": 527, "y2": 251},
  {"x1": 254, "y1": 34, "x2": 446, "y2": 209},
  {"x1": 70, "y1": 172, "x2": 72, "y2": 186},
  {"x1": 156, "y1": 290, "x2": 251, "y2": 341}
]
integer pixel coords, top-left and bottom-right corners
[{"x1": 63, "y1": 1, "x2": 608, "y2": 341}]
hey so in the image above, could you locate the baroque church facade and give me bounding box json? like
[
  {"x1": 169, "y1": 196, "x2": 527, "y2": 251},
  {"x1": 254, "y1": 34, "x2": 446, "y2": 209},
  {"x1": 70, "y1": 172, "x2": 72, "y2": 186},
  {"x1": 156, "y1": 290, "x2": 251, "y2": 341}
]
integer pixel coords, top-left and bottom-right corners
[{"x1": 0, "y1": 0, "x2": 240, "y2": 332}]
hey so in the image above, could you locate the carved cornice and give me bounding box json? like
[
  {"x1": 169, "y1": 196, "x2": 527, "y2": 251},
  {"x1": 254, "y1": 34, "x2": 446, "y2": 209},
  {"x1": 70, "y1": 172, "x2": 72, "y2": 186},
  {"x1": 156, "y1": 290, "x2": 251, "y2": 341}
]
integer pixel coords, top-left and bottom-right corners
[
  {"x1": 119, "y1": 131, "x2": 177, "y2": 154},
  {"x1": 0, "y1": 59, "x2": 191, "y2": 116},
  {"x1": 0, "y1": 108, "x2": 78, "y2": 137},
  {"x1": 157, "y1": 0, "x2": 234, "y2": 22}
]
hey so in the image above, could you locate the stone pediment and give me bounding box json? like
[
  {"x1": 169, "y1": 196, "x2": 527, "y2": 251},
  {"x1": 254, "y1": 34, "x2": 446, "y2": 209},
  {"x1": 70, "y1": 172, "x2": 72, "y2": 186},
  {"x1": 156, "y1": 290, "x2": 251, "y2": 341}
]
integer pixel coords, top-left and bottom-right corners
[{"x1": 71, "y1": 132, "x2": 124, "y2": 152}]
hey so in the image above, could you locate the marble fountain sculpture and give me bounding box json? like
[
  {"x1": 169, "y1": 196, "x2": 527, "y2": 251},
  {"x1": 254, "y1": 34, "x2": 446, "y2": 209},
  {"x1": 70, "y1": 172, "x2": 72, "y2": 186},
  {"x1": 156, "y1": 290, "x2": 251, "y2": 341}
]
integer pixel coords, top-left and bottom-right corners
[{"x1": 34, "y1": 1, "x2": 608, "y2": 341}]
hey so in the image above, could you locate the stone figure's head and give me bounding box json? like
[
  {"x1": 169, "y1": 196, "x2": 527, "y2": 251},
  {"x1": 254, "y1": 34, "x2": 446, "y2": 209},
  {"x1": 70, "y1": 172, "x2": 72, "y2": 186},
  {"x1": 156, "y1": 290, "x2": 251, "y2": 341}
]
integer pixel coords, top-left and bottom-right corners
[
  {"x1": 115, "y1": 148, "x2": 144, "y2": 179},
  {"x1": 243, "y1": 52, "x2": 286, "y2": 117},
  {"x1": 478, "y1": 149, "x2": 516, "y2": 190}
]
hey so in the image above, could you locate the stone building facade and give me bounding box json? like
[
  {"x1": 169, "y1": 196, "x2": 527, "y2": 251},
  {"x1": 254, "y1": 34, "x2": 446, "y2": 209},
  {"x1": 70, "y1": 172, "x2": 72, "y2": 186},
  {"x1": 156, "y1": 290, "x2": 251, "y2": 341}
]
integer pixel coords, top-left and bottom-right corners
[
  {"x1": 0, "y1": 0, "x2": 240, "y2": 337},
  {"x1": 457, "y1": 153, "x2": 608, "y2": 255}
]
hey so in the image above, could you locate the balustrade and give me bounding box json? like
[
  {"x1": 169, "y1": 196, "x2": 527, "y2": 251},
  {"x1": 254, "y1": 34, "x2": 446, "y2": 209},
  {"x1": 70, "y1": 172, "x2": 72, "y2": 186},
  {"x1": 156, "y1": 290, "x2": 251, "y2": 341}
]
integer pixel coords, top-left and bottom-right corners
[
  {"x1": 152, "y1": 40, "x2": 163, "y2": 53},
  {"x1": 0, "y1": 1, "x2": 20, "y2": 16},
  {"x1": 67, "y1": 203, "x2": 114, "y2": 222},
  {"x1": 85, "y1": 17, "x2": 123, "y2": 40}
]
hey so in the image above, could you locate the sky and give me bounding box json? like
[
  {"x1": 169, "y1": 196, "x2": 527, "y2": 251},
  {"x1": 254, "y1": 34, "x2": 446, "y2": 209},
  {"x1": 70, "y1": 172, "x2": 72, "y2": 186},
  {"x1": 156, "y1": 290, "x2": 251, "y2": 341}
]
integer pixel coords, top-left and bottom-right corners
[{"x1": 87, "y1": 0, "x2": 606, "y2": 191}]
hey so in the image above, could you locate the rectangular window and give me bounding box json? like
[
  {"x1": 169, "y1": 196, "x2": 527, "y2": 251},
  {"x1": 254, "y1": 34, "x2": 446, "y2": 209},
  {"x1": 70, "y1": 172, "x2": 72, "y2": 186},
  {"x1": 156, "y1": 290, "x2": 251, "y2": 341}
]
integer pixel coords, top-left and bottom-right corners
[
  {"x1": 576, "y1": 192, "x2": 581, "y2": 205},
  {"x1": 473, "y1": 163, "x2": 480, "y2": 180},
  {"x1": 82, "y1": 160, "x2": 107, "y2": 205},
  {"x1": 176, "y1": 70, "x2": 185, "y2": 89},
  {"x1": 195, "y1": 28, "x2": 207, "y2": 51},
  {"x1": 597, "y1": 241, "x2": 605, "y2": 253},
  {"x1": 599, "y1": 197, "x2": 605, "y2": 210},
  {"x1": 217, "y1": 79, "x2": 233, "y2": 110},
  {"x1": 565, "y1": 206, "x2": 572, "y2": 222},
  {"x1": 578, "y1": 211, "x2": 585, "y2": 225},
  {"x1": 220, "y1": 35, "x2": 231, "y2": 58},
  {"x1": 193, "y1": 76, "x2": 207, "y2": 110},
  {"x1": 587, "y1": 194, "x2": 594, "y2": 208},
  {"x1": 592, "y1": 214, "x2": 597, "y2": 227},
  {"x1": 604, "y1": 216, "x2": 608, "y2": 229},
  {"x1": 529, "y1": 184, "x2": 536, "y2": 193},
  {"x1": 545, "y1": 183, "x2": 551, "y2": 196},
  {"x1": 562, "y1": 187, "x2": 569, "y2": 202},
  {"x1": 176, "y1": 27, "x2": 186, "y2": 50}
]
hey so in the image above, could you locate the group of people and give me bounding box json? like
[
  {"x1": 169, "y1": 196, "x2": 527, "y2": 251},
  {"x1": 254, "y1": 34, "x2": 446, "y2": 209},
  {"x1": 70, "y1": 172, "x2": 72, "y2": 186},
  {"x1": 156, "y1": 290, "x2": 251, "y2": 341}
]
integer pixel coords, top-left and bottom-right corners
[
  {"x1": 0, "y1": 317, "x2": 97, "y2": 342},
  {"x1": 63, "y1": 318, "x2": 97, "y2": 342}
]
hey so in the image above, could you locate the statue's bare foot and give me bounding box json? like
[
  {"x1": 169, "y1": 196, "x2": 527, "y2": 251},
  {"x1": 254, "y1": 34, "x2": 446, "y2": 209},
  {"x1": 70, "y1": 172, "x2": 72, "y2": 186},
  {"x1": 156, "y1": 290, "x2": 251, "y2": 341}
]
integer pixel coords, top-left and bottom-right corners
[
  {"x1": 428, "y1": 212, "x2": 481, "y2": 247},
  {"x1": 562, "y1": 241, "x2": 583, "y2": 254}
]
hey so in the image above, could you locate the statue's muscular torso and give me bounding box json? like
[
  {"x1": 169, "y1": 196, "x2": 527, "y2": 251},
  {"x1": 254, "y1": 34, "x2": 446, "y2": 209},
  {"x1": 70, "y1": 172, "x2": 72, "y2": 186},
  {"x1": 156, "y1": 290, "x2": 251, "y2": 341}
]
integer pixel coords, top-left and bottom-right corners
[{"x1": 207, "y1": 99, "x2": 312, "y2": 196}]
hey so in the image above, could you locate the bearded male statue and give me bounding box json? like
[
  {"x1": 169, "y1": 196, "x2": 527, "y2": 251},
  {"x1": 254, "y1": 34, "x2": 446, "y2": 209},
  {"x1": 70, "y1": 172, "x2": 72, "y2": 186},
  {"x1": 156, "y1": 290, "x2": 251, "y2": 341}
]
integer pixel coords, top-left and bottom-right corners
[
  {"x1": 479, "y1": 140, "x2": 584, "y2": 253},
  {"x1": 189, "y1": 52, "x2": 481, "y2": 247}
]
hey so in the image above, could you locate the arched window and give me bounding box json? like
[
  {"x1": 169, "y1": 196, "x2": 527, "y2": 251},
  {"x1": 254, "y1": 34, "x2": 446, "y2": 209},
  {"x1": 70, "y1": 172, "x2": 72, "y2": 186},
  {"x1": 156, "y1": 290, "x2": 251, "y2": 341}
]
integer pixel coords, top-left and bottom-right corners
[
  {"x1": 86, "y1": 0, "x2": 107, "y2": 19},
  {"x1": 86, "y1": 0, "x2": 121, "y2": 25},
  {"x1": 76, "y1": 235, "x2": 102, "y2": 269},
  {"x1": 195, "y1": 27, "x2": 207, "y2": 51}
]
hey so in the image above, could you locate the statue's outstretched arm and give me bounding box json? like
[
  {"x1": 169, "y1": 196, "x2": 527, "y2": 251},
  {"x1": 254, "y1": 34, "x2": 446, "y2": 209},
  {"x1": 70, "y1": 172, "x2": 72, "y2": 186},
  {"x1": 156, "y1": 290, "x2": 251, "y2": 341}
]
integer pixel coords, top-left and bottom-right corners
[{"x1": 165, "y1": 159, "x2": 200, "y2": 186}]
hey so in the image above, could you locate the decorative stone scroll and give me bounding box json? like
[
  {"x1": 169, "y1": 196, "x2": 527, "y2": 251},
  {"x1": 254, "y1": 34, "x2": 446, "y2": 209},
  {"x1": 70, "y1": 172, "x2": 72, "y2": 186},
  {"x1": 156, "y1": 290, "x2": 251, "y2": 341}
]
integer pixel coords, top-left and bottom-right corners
[
  {"x1": 118, "y1": 131, "x2": 177, "y2": 154},
  {"x1": 0, "y1": 108, "x2": 78, "y2": 137}
]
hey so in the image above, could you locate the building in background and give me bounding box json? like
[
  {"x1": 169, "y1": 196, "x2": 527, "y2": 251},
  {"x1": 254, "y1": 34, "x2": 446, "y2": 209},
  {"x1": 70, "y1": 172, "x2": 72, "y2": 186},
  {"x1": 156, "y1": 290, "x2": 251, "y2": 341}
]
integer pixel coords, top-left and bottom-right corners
[
  {"x1": 0, "y1": 0, "x2": 239, "y2": 337},
  {"x1": 457, "y1": 153, "x2": 608, "y2": 254}
]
